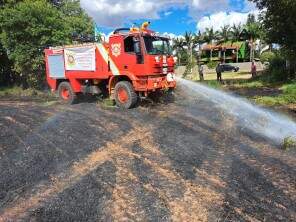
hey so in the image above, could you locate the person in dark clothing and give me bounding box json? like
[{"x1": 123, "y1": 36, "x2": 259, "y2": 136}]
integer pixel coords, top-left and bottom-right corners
[
  {"x1": 216, "y1": 62, "x2": 222, "y2": 82},
  {"x1": 251, "y1": 61, "x2": 257, "y2": 78},
  {"x1": 198, "y1": 64, "x2": 204, "y2": 81}
]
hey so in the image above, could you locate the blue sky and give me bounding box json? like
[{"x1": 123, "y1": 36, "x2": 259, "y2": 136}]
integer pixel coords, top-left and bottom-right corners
[{"x1": 81, "y1": 0, "x2": 257, "y2": 36}]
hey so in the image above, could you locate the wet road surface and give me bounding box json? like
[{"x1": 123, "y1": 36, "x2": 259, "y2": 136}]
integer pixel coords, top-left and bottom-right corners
[{"x1": 0, "y1": 86, "x2": 295, "y2": 221}]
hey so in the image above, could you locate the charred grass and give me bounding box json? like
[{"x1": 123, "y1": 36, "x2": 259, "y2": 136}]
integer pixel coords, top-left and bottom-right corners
[{"x1": 0, "y1": 90, "x2": 295, "y2": 221}]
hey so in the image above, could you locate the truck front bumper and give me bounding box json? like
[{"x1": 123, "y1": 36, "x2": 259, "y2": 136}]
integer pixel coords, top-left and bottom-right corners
[{"x1": 134, "y1": 74, "x2": 177, "y2": 92}]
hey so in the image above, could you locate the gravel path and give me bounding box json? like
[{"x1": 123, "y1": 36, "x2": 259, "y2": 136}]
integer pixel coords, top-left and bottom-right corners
[{"x1": 0, "y1": 87, "x2": 295, "y2": 221}]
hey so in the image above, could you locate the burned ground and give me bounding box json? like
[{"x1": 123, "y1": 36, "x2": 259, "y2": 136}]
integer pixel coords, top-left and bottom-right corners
[{"x1": 0, "y1": 87, "x2": 295, "y2": 221}]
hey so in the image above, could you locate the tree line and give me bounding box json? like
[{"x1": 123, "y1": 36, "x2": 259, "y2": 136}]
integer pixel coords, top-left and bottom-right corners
[
  {"x1": 0, "y1": 0, "x2": 94, "y2": 89},
  {"x1": 0, "y1": 0, "x2": 295, "y2": 89},
  {"x1": 172, "y1": 14, "x2": 263, "y2": 74},
  {"x1": 173, "y1": 0, "x2": 296, "y2": 79}
]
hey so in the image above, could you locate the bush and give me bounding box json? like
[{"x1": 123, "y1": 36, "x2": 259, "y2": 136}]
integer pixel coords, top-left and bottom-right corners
[
  {"x1": 207, "y1": 61, "x2": 218, "y2": 69},
  {"x1": 263, "y1": 53, "x2": 287, "y2": 82},
  {"x1": 260, "y1": 51, "x2": 276, "y2": 63},
  {"x1": 0, "y1": 0, "x2": 94, "y2": 89}
]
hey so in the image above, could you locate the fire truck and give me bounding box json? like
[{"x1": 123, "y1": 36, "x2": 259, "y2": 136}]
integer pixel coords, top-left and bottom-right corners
[{"x1": 45, "y1": 22, "x2": 176, "y2": 109}]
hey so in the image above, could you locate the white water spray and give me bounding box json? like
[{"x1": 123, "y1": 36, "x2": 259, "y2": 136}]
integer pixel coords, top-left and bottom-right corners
[{"x1": 177, "y1": 77, "x2": 296, "y2": 144}]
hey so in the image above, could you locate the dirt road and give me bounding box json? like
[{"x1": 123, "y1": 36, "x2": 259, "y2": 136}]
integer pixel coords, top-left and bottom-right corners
[{"x1": 0, "y1": 86, "x2": 295, "y2": 221}]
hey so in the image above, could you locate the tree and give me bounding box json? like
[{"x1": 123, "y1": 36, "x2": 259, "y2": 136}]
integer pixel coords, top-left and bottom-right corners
[
  {"x1": 243, "y1": 21, "x2": 261, "y2": 61},
  {"x1": 230, "y1": 24, "x2": 243, "y2": 42},
  {"x1": 183, "y1": 32, "x2": 197, "y2": 76},
  {"x1": 0, "y1": 42, "x2": 14, "y2": 86},
  {"x1": 194, "y1": 31, "x2": 205, "y2": 64},
  {"x1": 55, "y1": 0, "x2": 94, "y2": 36},
  {"x1": 250, "y1": 0, "x2": 296, "y2": 76},
  {"x1": 0, "y1": 0, "x2": 94, "y2": 88},
  {"x1": 172, "y1": 37, "x2": 184, "y2": 65},
  {"x1": 217, "y1": 25, "x2": 231, "y2": 44},
  {"x1": 203, "y1": 27, "x2": 218, "y2": 61}
]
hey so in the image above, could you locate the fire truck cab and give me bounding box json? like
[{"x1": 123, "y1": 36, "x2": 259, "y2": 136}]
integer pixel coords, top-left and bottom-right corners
[{"x1": 45, "y1": 23, "x2": 176, "y2": 108}]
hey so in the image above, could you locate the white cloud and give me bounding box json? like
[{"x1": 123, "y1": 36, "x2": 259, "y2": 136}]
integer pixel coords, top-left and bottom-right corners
[
  {"x1": 191, "y1": 0, "x2": 228, "y2": 11},
  {"x1": 197, "y1": 10, "x2": 259, "y2": 33},
  {"x1": 164, "y1": 11, "x2": 173, "y2": 16},
  {"x1": 81, "y1": 0, "x2": 256, "y2": 28},
  {"x1": 81, "y1": 0, "x2": 184, "y2": 27}
]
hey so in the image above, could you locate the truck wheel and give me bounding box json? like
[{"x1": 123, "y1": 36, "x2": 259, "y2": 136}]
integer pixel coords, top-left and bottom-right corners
[
  {"x1": 58, "y1": 82, "x2": 77, "y2": 104},
  {"x1": 114, "y1": 81, "x2": 138, "y2": 109}
]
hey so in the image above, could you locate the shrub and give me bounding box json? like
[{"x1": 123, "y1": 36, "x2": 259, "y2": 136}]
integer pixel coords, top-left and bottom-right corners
[
  {"x1": 282, "y1": 137, "x2": 296, "y2": 150},
  {"x1": 263, "y1": 54, "x2": 287, "y2": 82},
  {"x1": 260, "y1": 51, "x2": 276, "y2": 63},
  {"x1": 207, "y1": 61, "x2": 218, "y2": 69}
]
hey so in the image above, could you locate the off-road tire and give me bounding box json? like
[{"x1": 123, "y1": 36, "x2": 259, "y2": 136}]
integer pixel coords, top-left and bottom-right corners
[
  {"x1": 58, "y1": 81, "x2": 78, "y2": 104},
  {"x1": 114, "y1": 81, "x2": 138, "y2": 109}
]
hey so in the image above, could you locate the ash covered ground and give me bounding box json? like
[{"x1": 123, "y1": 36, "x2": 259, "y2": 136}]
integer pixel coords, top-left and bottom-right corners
[{"x1": 0, "y1": 86, "x2": 295, "y2": 221}]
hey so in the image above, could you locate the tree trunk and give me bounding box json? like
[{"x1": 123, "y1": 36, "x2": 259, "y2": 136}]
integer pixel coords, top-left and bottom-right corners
[
  {"x1": 250, "y1": 38, "x2": 254, "y2": 62},
  {"x1": 210, "y1": 49, "x2": 213, "y2": 61},
  {"x1": 236, "y1": 48, "x2": 239, "y2": 63}
]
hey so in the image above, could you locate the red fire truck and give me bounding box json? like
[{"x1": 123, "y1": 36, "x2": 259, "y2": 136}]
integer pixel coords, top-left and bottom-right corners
[{"x1": 45, "y1": 23, "x2": 176, "y2": 108}]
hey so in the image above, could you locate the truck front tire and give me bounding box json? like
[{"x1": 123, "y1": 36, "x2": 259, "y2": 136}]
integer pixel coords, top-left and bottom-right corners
[
  {"x1": 58, "y1": 82, "x2": 77, "y2": 104},
  {"x1": 114, "y1": 81, "x2": 138, "y2": 109}
]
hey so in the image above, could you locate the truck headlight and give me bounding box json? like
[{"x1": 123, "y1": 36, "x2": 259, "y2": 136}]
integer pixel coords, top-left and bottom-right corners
[
  {"x1": 155, "y1": 56, "x2": 160, "y2": 63},
  {"x1": 166, "y1": 73, "x2": 175, "y2": 82}
]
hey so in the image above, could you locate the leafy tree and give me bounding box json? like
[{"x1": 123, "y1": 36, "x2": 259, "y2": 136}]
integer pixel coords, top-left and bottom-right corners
[
  {"x1": 230, "y1": 24, "x2": 243, "y2": 42},
  {"x1": 194, "y1": 31, "x2": 205, "y2": 64},
  {"x1": 0, "y1": 0, "x2": 94, "y2": 88},
  {"x1": 250, "y1": 0, "x2": 296, "y2": 51},
  {"x1": 250, "y1": 0, "x2": 296, "y2": 76},
  {"x1": 54, "y1": 0, "x2": 94, "y2": 36},
  {"x1": 243, "y1": 21, "x2": 261, "y2": 61},
  {"x1": 0, "y1": 42, "x2": 14, "y2": 86},
  {"x1": 247, "y1": 13, "x2": 256, "y2": 25},
  {"x1": 217, "y1": 25, "x2": 231, "y2": 43},
  {"x1": 172, "y1": 37, "x2": 184, "y2": 65},
  {"x1": 183, "y1": 32, "x2": 197, "y2": 76},
  {"x1": 203, "y1": 28, "x2": 218, "y2": 61}
]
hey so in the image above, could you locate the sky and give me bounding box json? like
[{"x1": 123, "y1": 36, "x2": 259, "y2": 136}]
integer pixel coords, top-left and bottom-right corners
[{"x1": 80, "y1": 0, "x2": 259, "y2": 36}]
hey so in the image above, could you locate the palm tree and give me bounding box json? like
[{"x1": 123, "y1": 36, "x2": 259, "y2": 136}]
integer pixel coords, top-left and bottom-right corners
[
  {"x1": 194, "y1": 31, "x2": 205, "y2": 64},
  {"x1": 203, "y1": 27, "x2": 218, "y2": 61},
  {"x1": 172, "y1": 37, "x2": 184, "y2": 65},
  {"x1": 230, "y1": 24, "x2": 243, "y2": 42},
  {"x1": 217, "y1": 25, "x2": 231, "y2": 44},
  {"x1": 217, "y1": 25, "x2": 231, "y2": 62},
  {"x1": 243, "y1": 22, "x2": 261, "y2": 61},
  {"x1": 183, "y1": 32, "x2": 196, "y2": 74},
  {"x1": 230, "y1": 24, "x2": 244, "y2": 63}
]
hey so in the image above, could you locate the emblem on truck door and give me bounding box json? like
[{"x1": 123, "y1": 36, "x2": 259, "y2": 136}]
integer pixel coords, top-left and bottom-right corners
[{"x1": 111, "y1": 43, "x2": 121, "y2": 57}]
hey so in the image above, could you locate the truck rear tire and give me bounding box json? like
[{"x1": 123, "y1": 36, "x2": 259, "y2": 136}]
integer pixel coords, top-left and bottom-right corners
[
  {"x1": 114, "y1": 81, "x2": 138, "y2": 109},
  {"x1": 58, "y1": 81, "x2": 77, "y2": 104}
]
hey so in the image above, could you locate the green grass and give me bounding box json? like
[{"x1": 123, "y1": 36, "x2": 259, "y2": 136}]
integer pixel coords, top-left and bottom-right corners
[
  {"x1": 99, "y1": 98, "x2": 115, "y2": 108},
  {"x1": 0, "y1": 86, "x2": 27, "y2": 96},
  {"x1": 282, "y1": 136, "x2": 296, "y2": 150},
  {"x1": 202, "y1": 80, "x2": 222, "y2": 89},
  {"x1": 252, "y1": 82, "x2": 296, "y2": 106},
  {"x1": 0, "y1": 86, "x2": 56, "y2": 102},
  {"x1": 192, "y1": 70, "x2": 296, "y2": 108},
  {"x1": 232, "y1": 80, "x2": 265, "y2": 88}
]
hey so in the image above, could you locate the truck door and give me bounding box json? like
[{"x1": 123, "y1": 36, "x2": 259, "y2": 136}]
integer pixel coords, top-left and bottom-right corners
[{"x1": 109, "y1": 35, "x2": 143, "y2": 76}]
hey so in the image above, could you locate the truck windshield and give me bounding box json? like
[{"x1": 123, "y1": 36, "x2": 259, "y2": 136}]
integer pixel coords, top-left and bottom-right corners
[{"x1": 143, "y1": 36, "x2": 172, "y2": 55}]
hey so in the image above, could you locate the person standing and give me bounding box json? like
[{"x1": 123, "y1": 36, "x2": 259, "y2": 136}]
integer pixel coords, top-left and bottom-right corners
[
  {"x1": 198, "y1": 64, "x2": 204, "y2": 81},
  {"x1": 216, "y1": 62, "x2": 222, "y2": 82},
  {"x1": 251, "y1": 61, "x2": 257, "y2": 77}
]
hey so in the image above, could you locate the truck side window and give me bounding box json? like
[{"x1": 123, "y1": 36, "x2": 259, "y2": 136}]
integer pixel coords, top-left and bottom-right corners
[{"x1": 124, "y1": 36, "x2": 135, "y2": 53}]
